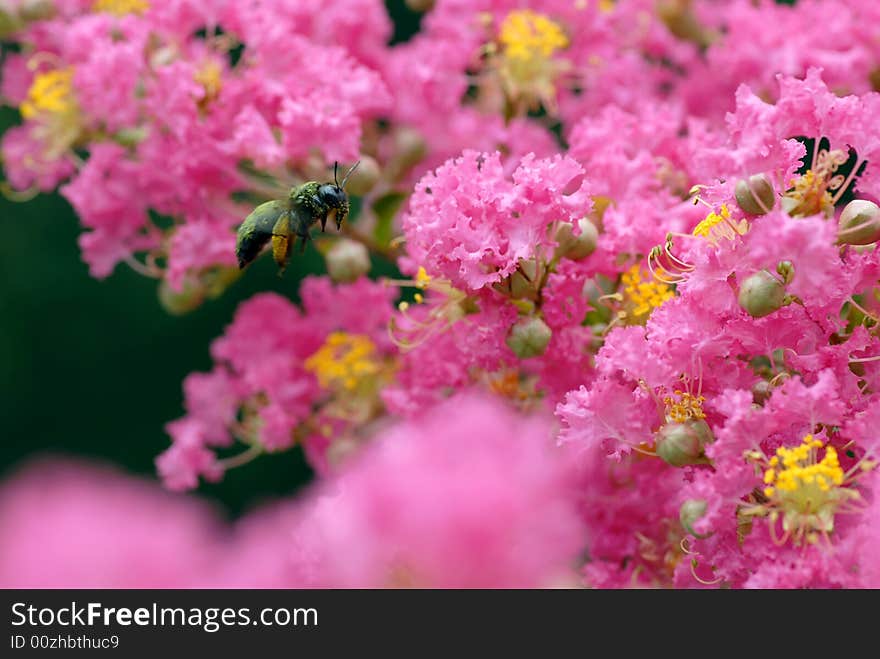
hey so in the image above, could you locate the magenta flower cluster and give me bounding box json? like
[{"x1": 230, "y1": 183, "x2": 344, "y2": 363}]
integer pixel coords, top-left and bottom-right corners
[{"x1": 3, "y1": 0, "x2": 880, "y2": 588}]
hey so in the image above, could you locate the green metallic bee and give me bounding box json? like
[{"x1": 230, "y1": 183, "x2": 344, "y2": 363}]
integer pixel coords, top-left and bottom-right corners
[{"x1": 235, "y1": 162, "x2": 359, "y2": 274}]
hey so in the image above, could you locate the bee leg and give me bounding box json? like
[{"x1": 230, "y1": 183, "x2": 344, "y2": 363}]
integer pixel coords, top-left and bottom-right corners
[
  {"x1": 296, "y1": 226, "x2": 311, "y2": 254},
  {"x1": 271, "y1": 211, "x2": 293, "y2": 275},
  {"x1": 272, "y1": 233, "x2": 292, "y2": 275}
]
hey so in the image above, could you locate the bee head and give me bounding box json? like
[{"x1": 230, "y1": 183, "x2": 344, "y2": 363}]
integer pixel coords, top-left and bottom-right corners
[
  {"x1": 318, "y1": 161, "x2": 360, "y2": 230},
  {"x1": 317, "y1": 184, "x2": 349, "y2": 230}
]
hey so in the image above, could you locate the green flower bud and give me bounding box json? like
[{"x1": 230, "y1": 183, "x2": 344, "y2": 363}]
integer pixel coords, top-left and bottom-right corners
[
  {"x1": 655, "y1": 419, "x2": 713, "y2": 467},
  {"x1": 837, "y1": 199, "x2": 880, "y2": 246},
  {"x1": 506, "y1": 316, "x2": 552, "y2": 359},
  {"x1": 690, "y1": 418, "x2": 715, "y2": 446},
  {"x1": 738, "y1": 270, "x2": 786, "y2": 318},
  {"x1": 495, "y1": 259, "x2": 542, "y2": 300},
  {"x1": 325, "y1": 238, "x2": 371, "y2": 283},
  {"x1": 18, "y1": 0, "x2": 56, "y2": 21},
  {"x1": 342, "y1": 155, "x2": 381, "y2": 197},
  {"x1": 112, "y1": 126, "x2": 149, "y2": 148},
  {"x1": 387, "y1": 126, "x2": 427, "y2": 182},
  {"x1": 775, "y1": 260, "x2": 795, "y2": 285},
  {"x1": 326, "y1": 437, "x2": 361, "y2": 469},
  {"x1": 734, "y1": 174, "x2": 775, "y2": 215},
  {"x1": 405, "y1": 0, "x2": 435, "y2": 11},
  {"x1": 0, "y1": 9, "x2": 22, "y2": 38},
  {"x1": 751, "y1": 380, "x2": 774, "y2": 406},
  {"x1": 554, "y1": 218, "x2": 598, "y2": 261},
  {"x1": 202, "y1": 266, "x2": 242, "y2": 300},
  {"x1": 679, "y1": 499, "x2": 709, "y2": 537},
  {"x1": 158, "y1": 277, "x2": 205, "y2": 315},
  {"x1": 656, "y1": 0, "x2": 714, "y2": 48}
]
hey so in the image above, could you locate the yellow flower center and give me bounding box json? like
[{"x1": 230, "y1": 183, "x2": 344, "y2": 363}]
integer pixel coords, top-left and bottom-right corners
[
  {"x1": 692, "y1": 204, "x2": 729, "y2": 238},
  {"x1": 692, "y1": 203, "x2": 750, "y2": 245},
  {"x1": 663, "y1": 390, "x2": 705, "y2": 423},
  {"x1": 415, "y1": 266, "x2": 431, "y2": 289},
  {"x1": 194, "y1": 60, "x2": 223, "y2": 109},
  {"x1": 20, "y1": 68, "x2": 76, "y2": 120},
  {"x1": 751, "y1": 434, "x2": 866, "y2": 545},
  {"x1": 498, "y1": 10, "x2": 568, "y2": 61},
  {"x1": 493, "y1": 10, "x2": 569, "y2": 113},
  {"x1": 92, "y1": 0, "x2": 149, "y2": 15},
  {"x1": 19, "y1": 66, "x2": 84, "y2": 160},
  {"x1": 763, "y1": 435, "x2": 844, "y2": 500},
  {"x1": 784, "y1": 149, "x2": 848, "y2": 217},
  {"x1": 622, "y1": 264, "x2": 674, "y2": 320},
  {"x1": 304, "y1": 332, "x2": 380, "y2": 391}
]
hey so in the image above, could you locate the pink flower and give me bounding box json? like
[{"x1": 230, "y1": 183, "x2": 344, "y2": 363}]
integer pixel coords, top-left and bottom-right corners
[
  {"x1": 165, "y1": 222, "x2": 238, "y2": 293},
  {"x1": 160, "y1": 278, "x2": 400, "y2": 488},
  {"x1": 402, "y1": 151, "x2": 589, "y2": 291},
  {"x1": 570, "y1": 442, "x2": 685, "y2": 588},
  {"x1": 0, "y1": 125, "x2": 76, "y2": 192},
  {"x1": 0, "y1": 459, "x2": 224, "y2": 587},
  {"x1": 382, "y1": 292, "x2": 518, "y2": 416},
  {"x1": 60, "y1": 143, "x2": 156, "y2": 277},
  {"x1": 282, "y1": 394, "x2": 586, "y2": 587},
  {"x1": 683, "y1": 1, "x2": 875, "y2": 120}
]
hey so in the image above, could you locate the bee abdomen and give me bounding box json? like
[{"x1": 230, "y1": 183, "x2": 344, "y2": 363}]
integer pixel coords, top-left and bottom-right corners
[
  {"x1": 235, "y1": 200, "x2": 288, "y2": 269},
  {"x1": 236, "y1": 230, "x2": 271, "y2": 269}
]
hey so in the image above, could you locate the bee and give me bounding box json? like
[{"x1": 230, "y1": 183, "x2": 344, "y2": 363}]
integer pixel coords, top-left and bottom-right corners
[{"x1": 235, "y1": 161, "x2": 360, "y2": 274}]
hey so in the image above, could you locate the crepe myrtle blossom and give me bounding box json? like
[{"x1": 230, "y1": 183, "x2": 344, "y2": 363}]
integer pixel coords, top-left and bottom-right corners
[
  {"x1": 3, "y1": 1, "x2": 880, "y2": 589},
  {"x1": 0, "y1": 459, "x2": 225, "y2": 588},
  {"x1": 157, "y1": 277, "x2": 398, "y2": 490},
  {"x1": 236, "y1": 394, "x2": 587, "y2": 588},
  {"x1": 400, "y1": 150, "x2": 590, "y2": 292}
]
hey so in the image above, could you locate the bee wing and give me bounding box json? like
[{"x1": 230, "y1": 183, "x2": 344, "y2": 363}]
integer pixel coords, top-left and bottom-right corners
[{"x1": 235, "y1": 199, "x2": 289, "y2": 269}]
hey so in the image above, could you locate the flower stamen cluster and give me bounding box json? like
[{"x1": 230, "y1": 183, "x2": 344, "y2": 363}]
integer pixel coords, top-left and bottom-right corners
[
  {"x1": 305, "y1": 332, "x2": 381, "y2": 392},
  {"x1": 744, "y1": 434, "x2": 873, "y2": 547},
  {"x1": 663, "y1": 390, "x2": 706, "y2": 424},
  {"x1": 621, "y1": 265, "x2": 674, "y2": 321},
  {"x1": 92, "y1": 0, "x2": 150, "y2": 16}
]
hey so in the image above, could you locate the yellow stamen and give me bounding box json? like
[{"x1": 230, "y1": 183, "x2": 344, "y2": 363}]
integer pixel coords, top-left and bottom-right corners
[
  {"x1": 692, "y1": 204, "x2": 749, "y2": 244},
  {"x1": 20, "y1": 68, "x2": 75, "y2": 120},
  {"x1": 784, "y1": 149, "x2": 848, "y2": 217},
  {"x1": 493, "y1": 10, "x2": 570, "y2": 114},
  {"x1": 304, "y1": 332, "x2": 380, "y2": 392},
  {"x1": 194, "y1": 60, "x2": 223, "y2": 108},
  {"x1": 19, "y1": 66, "x2": 83, "y2": 160},
  {"x1": 621, "y1": 264, "x2": 674, "y2": 320},
  {"x1": 746, "y1": 434, "x2": 869, "y2": 545},
  {"x1": 92, "y1": 0, "x2": 149, "y2": 15},
  {"x1": 498, "y1": 10, "x2": 568, "y2": 61},
  {"x1": 415, "y1": 266, "x2": 431, "y2": 290},
  {"x1": 662, "y1": 390, "x2": 705, "y2": 423},
  {"x1": 692, "y1": 204, "x2": 729, "y2": 238}
]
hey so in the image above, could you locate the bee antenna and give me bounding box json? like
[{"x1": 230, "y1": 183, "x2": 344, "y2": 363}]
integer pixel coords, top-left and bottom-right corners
[
  {"x1": 340, "y1": 161, "x2": 360, "y2": 190},
  {"x1": 334, "y1": 161, "x2": 340, "y2": 187}
]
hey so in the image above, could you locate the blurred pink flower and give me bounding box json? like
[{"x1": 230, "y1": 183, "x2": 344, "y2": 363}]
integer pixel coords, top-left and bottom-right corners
[
  {"x1": 241, "y1": 394, "x2": 586, "y2": 588},
  {"x1": 0, "y1": 459, "x2": 225, "y2": 588}
]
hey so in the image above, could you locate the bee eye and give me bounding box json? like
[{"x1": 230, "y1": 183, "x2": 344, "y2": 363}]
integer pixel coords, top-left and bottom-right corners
[
  {"x1": 319, "y1": 184, "x2": 346, "y2": 206},
  {"x1": 318, "y1": 183, "x2": 344, "y2": 205}
]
